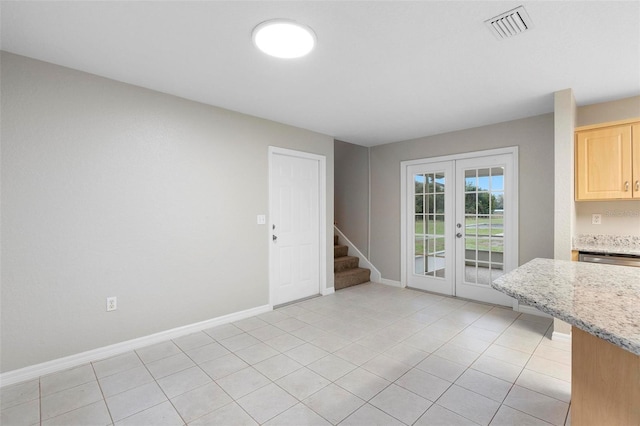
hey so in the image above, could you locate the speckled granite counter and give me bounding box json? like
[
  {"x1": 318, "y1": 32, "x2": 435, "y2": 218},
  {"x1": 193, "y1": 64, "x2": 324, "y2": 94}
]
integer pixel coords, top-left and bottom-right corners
[
  {"x1": 492, "y1": 258, "x2": 640, "y2": 355},
  {"x1": 573, "y1": 234, "x2": 640, "y2": 256}
]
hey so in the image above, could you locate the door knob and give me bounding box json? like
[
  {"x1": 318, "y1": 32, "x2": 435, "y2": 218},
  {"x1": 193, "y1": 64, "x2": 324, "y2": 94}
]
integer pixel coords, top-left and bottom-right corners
[
  {"x1": 456, "y1": 233, "x2": 462, "y2": 238},
  {"x1": 272, "y1": 235, "x2": 278, "y2": 242}
]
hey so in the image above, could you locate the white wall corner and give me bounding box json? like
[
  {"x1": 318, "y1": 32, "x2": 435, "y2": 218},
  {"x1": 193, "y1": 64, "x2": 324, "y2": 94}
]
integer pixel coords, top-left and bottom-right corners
[
  {"x1": 552, "y1": 330, "x2": 572, "y2": 343},
  {"x1": 322, "y1": 287, "x2": 335, "y2": 296},
  {"x1": 553, "y1": 88, "x2": 577, "y2": 261},
  {"x1": 552, "y1": 89, "x2": 577, "y2": 338},
  {"x1": 514, "y1": 302, "x2": 552, "y2": 318}
]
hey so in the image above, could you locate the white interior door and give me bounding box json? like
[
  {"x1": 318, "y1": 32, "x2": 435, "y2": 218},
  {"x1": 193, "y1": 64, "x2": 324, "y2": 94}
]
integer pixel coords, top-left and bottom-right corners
[
  {"x1": 269, "y1": 149, "x2": 321, "y2": 306},
  {"x1": 404, "y1": 149, "x2": 517, "y2": 306}
]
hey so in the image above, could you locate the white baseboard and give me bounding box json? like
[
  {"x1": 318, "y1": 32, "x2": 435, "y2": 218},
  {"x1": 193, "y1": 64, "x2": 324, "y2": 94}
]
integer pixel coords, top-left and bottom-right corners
[
  {"x1": 552, "y1": 331, "x2": 572, "y2": 342},
  {"x1": 380, "y1": 278, "x2": 403, "y2": 288},
  {"x1": 322, "y1": 287, "x2": 335, "y2": 296},
  {"x1": 516, "y1": 304, "x2": 552, "y2": 318},
  {"x1": 0, "y1": 304, "x2": 272, "y2": 388}
]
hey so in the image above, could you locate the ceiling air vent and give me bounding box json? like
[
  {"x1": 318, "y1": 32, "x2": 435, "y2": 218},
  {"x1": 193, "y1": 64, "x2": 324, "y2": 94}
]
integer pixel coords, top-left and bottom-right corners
[{"x1": 485, "y1": 6, "x2": 533, "y2": 40}]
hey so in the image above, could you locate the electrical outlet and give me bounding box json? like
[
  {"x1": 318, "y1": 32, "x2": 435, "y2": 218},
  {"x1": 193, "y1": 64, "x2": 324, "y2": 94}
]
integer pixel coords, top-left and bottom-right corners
[
  {"x1": 106, "y1": 297, "x2": 117, "y2": 311},
  {"x1": 592, "y1": 214, "x2": 602, "y2": 225}
]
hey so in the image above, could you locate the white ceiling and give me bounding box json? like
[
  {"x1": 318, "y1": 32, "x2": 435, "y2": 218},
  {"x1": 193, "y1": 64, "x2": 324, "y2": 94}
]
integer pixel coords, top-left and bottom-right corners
[{"x1": 2, "y1": 1, "x2": 639, "y2": 146}]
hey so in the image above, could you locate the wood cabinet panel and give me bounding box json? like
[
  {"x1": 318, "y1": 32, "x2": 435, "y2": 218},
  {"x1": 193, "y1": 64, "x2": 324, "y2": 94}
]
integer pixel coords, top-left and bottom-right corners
[
  {"x1": 572, "y1": 327, "x2": 640, "y2": 426},
  {"x1": 571, "y1": 250, "x2": 579, "y2": 261},
  {"x1": 575, "y1": 121, "x2": 638, "y2": 200}
]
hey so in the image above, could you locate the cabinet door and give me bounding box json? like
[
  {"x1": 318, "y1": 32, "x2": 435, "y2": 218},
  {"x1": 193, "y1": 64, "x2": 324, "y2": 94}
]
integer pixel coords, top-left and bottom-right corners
[
  {"x1": 575, "y1": 125, "x2": 632, "y2": 200},
  {"x1": 633, "y1": 124, "x2": 640, "y2": 198}
]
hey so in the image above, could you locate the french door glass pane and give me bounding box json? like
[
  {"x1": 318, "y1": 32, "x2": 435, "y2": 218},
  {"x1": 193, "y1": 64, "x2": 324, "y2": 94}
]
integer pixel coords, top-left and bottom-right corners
[
  {"x1": 463, "y1": 166, "x2": 505, "y2": 286},
  {"x1": 465, "y1": 169, "x2": 477, "y2": 187},
  {"x1": 477, "y1": 168, "x2": 491, "y2": 191},
  {"x1": 435, "y1": 173, "x2": 445, "y2": 191},
  {"x1": 415, "y1": 236, "x2": 425, "y2": 256},
  {"x1": 414, "y1": 172, "x2": 446, "y2": 278},
  {"x1": 465, "y1": 262, "x2": 476, "y2": 282},
  {"x1": 427, "y1": 215, "x2": 436, "y2": 234},
  {"x1": 491, "y1": 168, "x2": 504, "y2": 190},
  {"x1": 415, "y1": 175, "x2": 425, "y2": 193},
  {"x1": 465, "y1": 193, "x2": 476, "y2": 214}
]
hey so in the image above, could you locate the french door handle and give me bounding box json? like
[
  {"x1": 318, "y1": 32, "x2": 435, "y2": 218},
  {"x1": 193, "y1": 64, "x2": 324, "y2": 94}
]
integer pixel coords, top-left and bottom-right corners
[
  {"x1": 272, "y1": 235, "x2": 278, "y2": 242},
  {"x1": 456, "y1": 233, "x2": 463, "y2": 238}
]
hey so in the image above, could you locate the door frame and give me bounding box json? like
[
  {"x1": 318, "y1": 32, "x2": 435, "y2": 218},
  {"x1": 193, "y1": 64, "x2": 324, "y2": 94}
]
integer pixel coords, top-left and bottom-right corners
[
  {"x1": 268, "y1": 146, "x2": 328, "y2": 307},
  {"x1": 400, "y1": 147, "x2": 519, "y2": 308}
]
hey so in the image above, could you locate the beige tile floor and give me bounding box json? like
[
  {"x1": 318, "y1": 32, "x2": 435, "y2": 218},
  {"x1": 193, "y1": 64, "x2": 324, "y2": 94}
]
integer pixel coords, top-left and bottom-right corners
[{"x1": 0, "y1": 283, "x2": 572, "y2": 425}]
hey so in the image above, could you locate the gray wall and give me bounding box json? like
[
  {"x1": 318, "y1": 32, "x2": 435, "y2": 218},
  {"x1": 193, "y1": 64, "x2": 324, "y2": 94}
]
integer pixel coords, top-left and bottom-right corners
[
  {"x1": 334, "y1": 140, "x2": 369, "y2": 256},
  {"x1": 574, "y1": 95, "x2": 640, "y2": 236},
  {"x1": 369, "y1": 114, "x2": 555, "y2": 281},
  {"x1": 577, "y1": 95, "x2": 640, "y2": 127},
  {"x1": 0, "y1": 52, "x2": 334, "y2": 372}
]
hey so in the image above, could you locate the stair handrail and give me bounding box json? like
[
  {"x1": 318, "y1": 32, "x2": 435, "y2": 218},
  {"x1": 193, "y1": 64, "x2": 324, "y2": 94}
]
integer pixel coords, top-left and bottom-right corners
[{"x1": 333, "y1": 225, "x2": 382, "y2": 283}]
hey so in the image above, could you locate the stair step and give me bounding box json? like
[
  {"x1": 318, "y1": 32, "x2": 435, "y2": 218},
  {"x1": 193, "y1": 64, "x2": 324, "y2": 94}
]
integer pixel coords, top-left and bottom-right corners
[
  {"x1": 334, "y1": 256, "x2": 359, "y2": 273},
  {"x1": 334, "y1": 244, "x2": 348, "y2": 258},
  {"x1": 335, "y1": 268, "x2": 371, "y2": 290}
]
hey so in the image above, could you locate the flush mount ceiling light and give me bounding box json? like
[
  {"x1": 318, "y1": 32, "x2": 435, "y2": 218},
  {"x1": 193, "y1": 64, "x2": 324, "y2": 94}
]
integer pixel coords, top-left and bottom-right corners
[{"x1": 252, "y1": 19, "x2": 316, "y2": 59}]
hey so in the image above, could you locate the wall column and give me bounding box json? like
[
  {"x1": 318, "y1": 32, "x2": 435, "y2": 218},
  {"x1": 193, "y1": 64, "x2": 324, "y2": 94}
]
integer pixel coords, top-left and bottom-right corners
[{"x1": 553, "y1": 88, "x2": 576, "y2": 337}]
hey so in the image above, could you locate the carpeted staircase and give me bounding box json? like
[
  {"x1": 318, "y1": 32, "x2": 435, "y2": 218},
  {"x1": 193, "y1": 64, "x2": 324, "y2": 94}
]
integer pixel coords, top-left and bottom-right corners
[{"x1": 334, "y1": 235, "x2": 371, "y2": 290}]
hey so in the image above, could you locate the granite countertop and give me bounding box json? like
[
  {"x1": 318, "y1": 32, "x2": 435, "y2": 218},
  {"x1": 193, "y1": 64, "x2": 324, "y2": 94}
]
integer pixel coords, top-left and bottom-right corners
[
  {"x1": 492, "y1": 258, "x2": 640, "y2": 355},
  {"x1": 573, "y1": 234, "x2": 640, "y2": 256}
]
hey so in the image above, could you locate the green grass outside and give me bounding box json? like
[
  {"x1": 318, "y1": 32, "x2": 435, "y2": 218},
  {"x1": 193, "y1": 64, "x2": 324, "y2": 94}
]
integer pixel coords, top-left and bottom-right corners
[{"x1": 415, "y1": 216, "x2": 504, "y2": 254}]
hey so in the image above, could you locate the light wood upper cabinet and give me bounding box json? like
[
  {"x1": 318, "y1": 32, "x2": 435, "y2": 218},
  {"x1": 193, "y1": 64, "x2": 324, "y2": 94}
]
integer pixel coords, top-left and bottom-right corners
[{"x1": 575, "y1": 120, "x2": 639, "y2": 200}]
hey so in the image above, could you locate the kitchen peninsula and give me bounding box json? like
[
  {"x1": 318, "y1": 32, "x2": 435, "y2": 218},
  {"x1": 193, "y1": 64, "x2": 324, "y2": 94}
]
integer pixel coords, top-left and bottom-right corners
[{"x1": 492, "y1": 258, "x2": 640, "y2": 426}]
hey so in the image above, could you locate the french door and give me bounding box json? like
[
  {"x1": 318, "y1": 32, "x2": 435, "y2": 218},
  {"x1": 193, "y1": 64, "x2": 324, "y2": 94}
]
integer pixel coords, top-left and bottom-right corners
[
  {"x1": 407, "y1": 161, "x2": 455, "y2": 295},
  {"x1": 405, "y1": 150, "x2": 517, "y2": 306}
]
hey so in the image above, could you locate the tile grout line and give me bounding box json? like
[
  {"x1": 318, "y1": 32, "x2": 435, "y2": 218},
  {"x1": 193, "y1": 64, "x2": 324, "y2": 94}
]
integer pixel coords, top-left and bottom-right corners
[
  {"x1": 38, "y1": 377, "x2": 42, "y2": 426},
  {"x1": 119, "y1": 345, "x2": 185, "y2": 425},
  {"x1": 37, "y1": 365, "x2": 106, "y2": 425},
  {"x1": 483, "y1": 314, "x2": 569, "y2": 425},
  {"x1": 161, "y1": 334, "x2": 223, "y2": 426},
  {"x1": 394, "y1": 294, "x2": 485, "y2": 424},
  {"x1": 13, "y1": 285, "x2": 571, "y2": 426},
  {"x1": 174, "y1": 328, "x2": 282, "y2": 426},
  {"x1": 335, "y1": 302, "x2": 488, "y2": 424},
  {"x1": 431, "y1": 306, "x2": 517, "y2": 425},
  {"x1": 89, "y1": 361, "x2": 115, "y2": 426},
  {"x1": 493, "y1": 320, "x2": 570, "y2": 425},
  {"x1": 400, "y1": 306, "x2": 561, "y2": 425}
]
